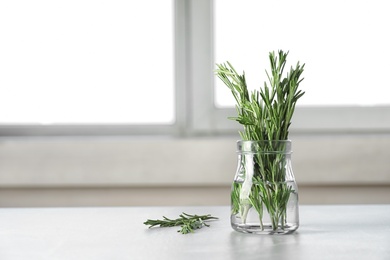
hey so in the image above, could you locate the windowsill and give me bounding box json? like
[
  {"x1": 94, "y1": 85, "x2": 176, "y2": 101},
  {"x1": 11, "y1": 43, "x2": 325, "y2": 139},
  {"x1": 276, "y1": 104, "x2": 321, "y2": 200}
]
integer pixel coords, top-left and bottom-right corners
[{"x1": 0, "y1": 134, "x2": 389, "y2": 188}]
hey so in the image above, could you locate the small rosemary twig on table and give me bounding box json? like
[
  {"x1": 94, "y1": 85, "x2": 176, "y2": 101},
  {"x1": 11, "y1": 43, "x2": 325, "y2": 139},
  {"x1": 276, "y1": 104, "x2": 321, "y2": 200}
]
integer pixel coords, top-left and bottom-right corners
[{"x1": 143, "y1": 212, "x2": 218, "y2": 234}]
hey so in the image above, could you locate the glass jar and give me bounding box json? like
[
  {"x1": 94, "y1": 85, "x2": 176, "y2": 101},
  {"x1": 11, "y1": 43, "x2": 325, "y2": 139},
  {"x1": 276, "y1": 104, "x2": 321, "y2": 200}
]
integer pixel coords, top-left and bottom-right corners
[{"x1": 231, "y1": 140, "x2": 299, "y2": 234}]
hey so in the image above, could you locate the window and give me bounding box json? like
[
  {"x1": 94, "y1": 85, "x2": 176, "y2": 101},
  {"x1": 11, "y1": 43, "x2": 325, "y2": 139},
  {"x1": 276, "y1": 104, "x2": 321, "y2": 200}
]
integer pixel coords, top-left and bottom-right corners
[
  {"x1": 0, "y1": 0, "x2": 175, "y2": 134},
  {"x1": 0, "y1": 0, "x2": 389, "y2": 136},
  {"x1": 215, "y1": 0, "x2": 390, "y2": 108}
]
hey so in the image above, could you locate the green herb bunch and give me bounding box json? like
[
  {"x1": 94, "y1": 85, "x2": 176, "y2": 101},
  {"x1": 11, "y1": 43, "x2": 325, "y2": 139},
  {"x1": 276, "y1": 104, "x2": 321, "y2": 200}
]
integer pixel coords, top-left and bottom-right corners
[
  {"x1": 216, "y1": 50, "x2": 304, "y2": 142},
  {"x1": 216, "y1": 50, "x2": 305, "y2": 231},
  {"x1": 144, "y1": 212, "x2": 218, "y2": 234}
]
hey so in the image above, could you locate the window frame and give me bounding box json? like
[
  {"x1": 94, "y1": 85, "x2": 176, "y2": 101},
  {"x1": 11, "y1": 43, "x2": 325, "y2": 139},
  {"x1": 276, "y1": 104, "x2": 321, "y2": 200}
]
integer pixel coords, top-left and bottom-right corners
[
  {"x1": 1, "y1": 0, "x2": 389, "y2": 137},
  {"x1": 0, "y1": 0, "x2": 186, "y2": 137},
  {"x1": 190, "y1": 0, "x2": 390, "y2": 135}
]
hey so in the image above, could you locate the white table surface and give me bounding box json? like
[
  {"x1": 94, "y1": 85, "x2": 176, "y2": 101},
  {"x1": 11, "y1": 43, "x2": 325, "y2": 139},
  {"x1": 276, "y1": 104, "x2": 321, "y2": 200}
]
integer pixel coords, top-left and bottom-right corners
[{"x1": 0, "y1": 205, "x2": 389, "y2": 260}]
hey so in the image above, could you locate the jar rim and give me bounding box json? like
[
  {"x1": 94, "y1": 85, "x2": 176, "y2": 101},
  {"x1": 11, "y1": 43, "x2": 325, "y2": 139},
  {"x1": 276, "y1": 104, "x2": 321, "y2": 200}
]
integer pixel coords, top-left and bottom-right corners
[
  {"x1": 236, "y1": 140, "x2": 292, "y2": 154},
  {"x1": 237, "y1": 140, "x2": 291, "y2": 144}
]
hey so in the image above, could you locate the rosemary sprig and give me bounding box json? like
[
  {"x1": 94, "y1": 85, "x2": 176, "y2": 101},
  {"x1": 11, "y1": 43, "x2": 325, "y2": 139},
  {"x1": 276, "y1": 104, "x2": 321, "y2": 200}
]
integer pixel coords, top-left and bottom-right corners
[
  {"x1": 143, "y1": 212, "x2": 218, "y2": 234},
  {"x1": 216, "y1": 50, "x2": 305, "y2": 142}
]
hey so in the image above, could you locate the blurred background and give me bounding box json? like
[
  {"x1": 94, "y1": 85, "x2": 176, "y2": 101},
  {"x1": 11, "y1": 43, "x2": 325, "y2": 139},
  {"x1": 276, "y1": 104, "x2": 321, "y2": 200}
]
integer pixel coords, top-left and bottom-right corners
[{"x1": 0, "y1": 0, "x2": 389, "y2": 207}]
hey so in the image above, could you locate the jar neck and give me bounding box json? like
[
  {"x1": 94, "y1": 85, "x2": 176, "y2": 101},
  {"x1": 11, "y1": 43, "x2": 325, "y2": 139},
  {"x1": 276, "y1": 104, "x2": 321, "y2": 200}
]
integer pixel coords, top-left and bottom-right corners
[{"x1": 237, "y1": 140, "x2": 292, "y2": 154}]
